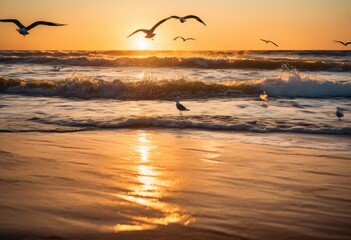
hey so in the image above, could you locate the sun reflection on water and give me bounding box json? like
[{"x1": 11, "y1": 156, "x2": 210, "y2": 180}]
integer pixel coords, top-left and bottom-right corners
[
  {"x1": 112, "y1": 131, "x2": 194, "y2": 232},
  {"x1": 137, "y1": 133, "x2": 151, "y2": 163}
]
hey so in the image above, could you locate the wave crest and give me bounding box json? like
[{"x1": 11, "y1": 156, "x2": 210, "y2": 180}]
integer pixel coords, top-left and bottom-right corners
[
  {"x1": 0, "y1": 75, "x2": 259, "y2": 99},
  {"x1": 1, "y1": 55, "x2": 350, "y2": 71},
  {"x1": 1, "y1": 68, "x2": 350, "y2": 99},
  {"x1": 261, "y1": 67, "x2": 351, "y2": 97}
]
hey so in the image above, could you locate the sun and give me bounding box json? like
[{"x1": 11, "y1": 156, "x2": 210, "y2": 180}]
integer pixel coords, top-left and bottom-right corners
[
  {"x1": 131, "y1": 35, "x2": 151, "y2": 50},
  {"x1": 138, "y1": 40, "x2": 148, "y2": 50}
]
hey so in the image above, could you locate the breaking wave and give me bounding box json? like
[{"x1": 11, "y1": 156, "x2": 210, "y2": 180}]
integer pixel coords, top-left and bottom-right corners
[
  {"x1": 0, "y1": 76, "x2": 259, "y2": 99},
  {"x1": 1, "y1": 50, "x2": 351, "y2": 71},
  {"x1": 1, "y1": 68, "x2": 350, "y2": 99},
  {"x1": 1, "y1": 55, "x2": 350, "y2": 71},
  {"x1": 261, "y1": 67, "x2": 351, "y2": 97}
]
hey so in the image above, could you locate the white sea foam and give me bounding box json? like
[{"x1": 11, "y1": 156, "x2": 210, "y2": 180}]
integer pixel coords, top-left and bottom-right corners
[
  {"x1": 261, "y1": 68, "x2": 351, "y2": 97},
  {"x1": 1, "y1": 68, "x2": 350, "y2": 99}
]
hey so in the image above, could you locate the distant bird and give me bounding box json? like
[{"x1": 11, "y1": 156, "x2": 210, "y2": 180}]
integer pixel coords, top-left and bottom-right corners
[
  {"x1": 260, "y1": 91, "x2": 269, "y2": 104},
  {"x1": 336, "y1": 107, "x2": 344, "y2": 120},
  {"x1": 333, "y1": 40, "x2": 351, "y2": 47},
  {"x1": 260, "y1": 39, "x2": 279, "y2": 47},
  {"x1": 173, "y1": 36, "x2": 196, "y2": 42},
  {"x1": 176, "y1": 100, "x2": 190, "y2": 115},
  {"x1": 53, "y1": 66, "x2": 64, "y2": 71},
  {"x1": 0, "y1": 19, "x2": 67, "y2": 36},
  {"x1": 127, "y1": 17, "x2": 171, "y2": 39},
  {"x1": 169, "y1": 15, "x2": 206, "y2": 26}
]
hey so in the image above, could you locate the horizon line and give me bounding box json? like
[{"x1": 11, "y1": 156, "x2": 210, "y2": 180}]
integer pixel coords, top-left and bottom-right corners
[{"x1": 0, "y1": 49, "x2": 350, "y2": 51}]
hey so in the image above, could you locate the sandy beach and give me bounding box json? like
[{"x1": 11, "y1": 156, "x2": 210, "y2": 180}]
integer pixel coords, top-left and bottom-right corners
[{"x1": 1, "y1": 130, "x2": 350, "y2": 240}]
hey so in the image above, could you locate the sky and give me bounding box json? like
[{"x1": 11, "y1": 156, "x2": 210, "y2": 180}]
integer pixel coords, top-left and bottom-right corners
[{"x1": 0, "y1": 0, "x2": 350, "y2": 50}]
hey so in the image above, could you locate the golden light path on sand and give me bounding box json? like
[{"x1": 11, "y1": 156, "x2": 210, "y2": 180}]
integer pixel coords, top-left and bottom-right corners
[{"x1": 112, "y1": 132, "x2": 195, "y2": 232}]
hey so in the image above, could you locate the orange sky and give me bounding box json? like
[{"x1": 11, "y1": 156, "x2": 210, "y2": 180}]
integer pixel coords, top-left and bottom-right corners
[{"x1": 0, "y1": 0, "x2": 350, "y2": 50}]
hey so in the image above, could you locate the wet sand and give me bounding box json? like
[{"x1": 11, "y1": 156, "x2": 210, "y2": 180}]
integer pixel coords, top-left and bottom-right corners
[{"x1": 0, "y1": 130, "x2": 351, "y2": 240}]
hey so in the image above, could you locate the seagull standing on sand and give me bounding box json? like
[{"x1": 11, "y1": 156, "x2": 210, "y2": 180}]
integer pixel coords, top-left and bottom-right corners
[
  {"x1": 336, "y1": 107, "x2": 344, "y2": 120},
  {"x1": 173, "y1": 36, "x2": 196, "y2": 42},
  {"x1": 176, "y1": 100, "x2": 190, "y2": 115},
  {"x1": 127, "y1": 17, "x2": 171, "y2": 39},
  {"x1": 169, "y1": 15, "x2": 206, "y2": 26},
  {"x1": 260, "y1": 91, "x2": 269, "y2": 104},
  {"x1": 333, "y1": 40, "x2": 351, "y2": 47},
  {"x1": 0, "y1": 19, "x2": 67, "y2": 36},
  {"x1": 260, "y1": 39, "x2": 279, "y2": 47}
]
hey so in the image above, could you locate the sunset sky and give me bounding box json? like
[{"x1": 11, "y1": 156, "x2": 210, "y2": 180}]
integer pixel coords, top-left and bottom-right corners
[{"x1": 0, "y1": 0, "x2": 350, "y2": 50}]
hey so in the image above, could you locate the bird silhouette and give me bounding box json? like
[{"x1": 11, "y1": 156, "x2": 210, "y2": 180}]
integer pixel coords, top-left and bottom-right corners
[
  {"x1": 260, "y1": 39, "x2": 279, "y2": 47},
  {"x1": 333, "y1": 40, "x2": 351, "y2": 47},
  {"x1": 176, "y1": 100, "x2": 190, "y2": 115},
  {"x1": 0, "y1": 19, "x2": 67, "y2": 36},
  {"x1": 173, "y1": 36, "x2": 196, "y2": 42},
  {"x1": 336, "y1": 107, "x2": 344, "y2": 120},
  {"x1": 53, "y1": 66, "x2": 64, "y2": 71},
  {"x1": 169, "y1": 15, "x2": 206, "y2": 26},
  {"x1": 127, "y1": 17, "x2": 171, "y2": 39}
]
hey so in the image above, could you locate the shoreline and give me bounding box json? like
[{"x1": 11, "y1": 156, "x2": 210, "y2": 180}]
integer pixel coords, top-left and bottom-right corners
[{"x1": 1, "y1": 128, "x2": 350, "y2": 150}]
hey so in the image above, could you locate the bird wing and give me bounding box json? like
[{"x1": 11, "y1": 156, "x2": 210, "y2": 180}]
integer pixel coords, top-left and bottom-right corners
[
  {"x1": 270, "y1": 41, "x2": 279, "y2": 47},
  {"x1": 185, "y1": 38, "x2": 196, "y2": 41},
  {"x1": 184, "y1": 15, "x2": 206, "y2": 26},
  {"x1": 260, "y1": 93, "x2": 269, "y2": 101},
  {"x1": 0, "y1": 19, "x2": 25, "y2": 28},
  {"x1": 169, "y1": 16, "x2": 181, "y2": 20},
  {"x1": 345, "y1": 42, "x2": 351, "y2": 46},
  {"x1": 333, "y1": 40, "x2": 345, "y2": 45},
  {"x1": 336, "y1": 109, "x2": 344, "y2": 117},
  {"x1": 260, "y1": 39, "x2": 268, "y2": 43},
  {"x1": 150, "y1": 17, "x2": 171, "y2": 32},
  {"x1": 173, "y1": 36, "x2": 181, "y2": 41},
  {"x1": 127, "y1": 29, "x2": 148, "y2": 38},
  {"x1": 178, "y1": 103, "x2": 189, "y2": 111},
  {"x1": 26, "y1": 21, "x2": 66, "y2": 31}
]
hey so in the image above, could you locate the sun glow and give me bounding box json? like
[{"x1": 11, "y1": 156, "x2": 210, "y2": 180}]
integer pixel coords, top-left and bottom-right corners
[{"x1": 138, "y1": 39, "x2": 148, "y2": 50}]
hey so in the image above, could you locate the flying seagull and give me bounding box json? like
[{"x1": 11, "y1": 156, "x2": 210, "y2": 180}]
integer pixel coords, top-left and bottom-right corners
[
  {"x1": 336, "y1": 107, "x2": 344, "y2": 120},
  {"x1": 169, "y1": 15, "x2": 206, "y2": 26},
  {"x1": 333, "y1": 40, "x2": 351, "y2": 47},
  {"x1": 176, "y1": 100, "x2": 190, "y2": 115},
  {"x1": 127, "y1": 17, "x2": 171, "y2": 39},
  {"x1": 0, "y1": 19, "x2": 67, "y2": 36},
  {"x1": 260, "y1": 39, "x2": 279, "y2": 47},
  {"x1": 173, "y1": 36, "x2": 196, "y2": 42}
]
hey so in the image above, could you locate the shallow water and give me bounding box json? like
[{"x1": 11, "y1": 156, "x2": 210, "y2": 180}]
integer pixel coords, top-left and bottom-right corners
[{"x1": 1, "y1": 94, "x2": 350, "y2": 136}]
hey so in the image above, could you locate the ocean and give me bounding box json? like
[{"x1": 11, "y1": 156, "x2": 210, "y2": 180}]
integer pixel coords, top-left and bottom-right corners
[{"x1": 0, "y1": 50, "x2": 350, "y2": 137}]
